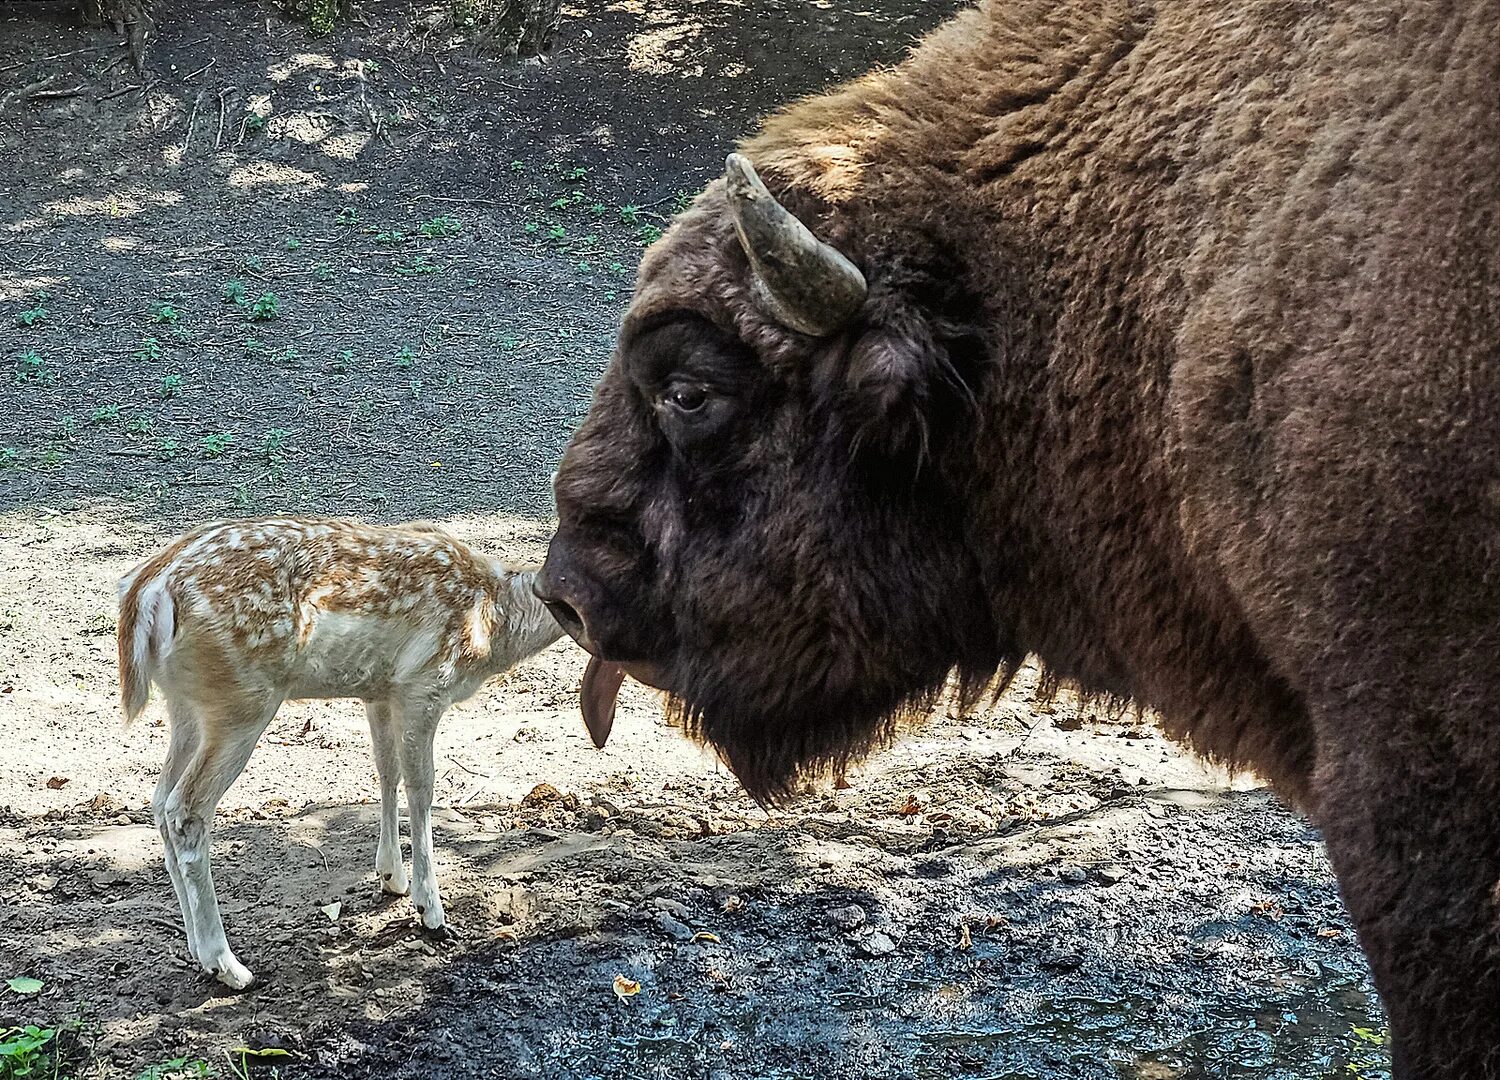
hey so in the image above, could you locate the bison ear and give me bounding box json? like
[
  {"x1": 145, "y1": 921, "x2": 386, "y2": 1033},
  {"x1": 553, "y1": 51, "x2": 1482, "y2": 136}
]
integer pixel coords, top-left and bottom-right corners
[{"x1": 841, "y1": 309, "x2": 958, "y2": 460}]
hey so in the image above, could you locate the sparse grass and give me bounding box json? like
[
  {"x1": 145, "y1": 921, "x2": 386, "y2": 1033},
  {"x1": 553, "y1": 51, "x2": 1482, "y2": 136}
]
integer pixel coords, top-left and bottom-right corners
[
  {"x1": 136, "y1": 1055, "x2": 217, "y2": 1080},
  {"x1": 155, "y1": 438, "x2": 180, "y2": 460},
  {"x1": 158, "y1": 374, "x2": 183, "y2": 399},
  {"x1": 89, "y1": 404, "x2": 122, "y2": 425},
  {"x1": 417, "y1": 214, "x2": 461, "y2": 239},
  {"x1": 135, "y1": 337, "x2": 163, "y2": 363},
  {"x1": 13, "y1": 351, "x2": 50, "y2": 385},
  {"x1": 239, "y1": 254, "x2": 265, "y2": 273},
  {"x1": 126, "y1": 416, "x2": 154, "y2": 437},
  {"x1": 249, "y1": 294, "x2": 280, "y2": 321},
  {"x1": 396, "y1": 255, "x2": 437, "y2": 276},
  {"x1": 200, "y1": 433, "x2": 234, "y2": 459},
  {"x1": 152, "y1": 303, "x2": 180, "y2": 324},
  {"x1": 375, "y1": 229, "x2": 406, "y2": 245},
  {"x1": 262, "y1": 428, "x2": 292, "y2": 462}
]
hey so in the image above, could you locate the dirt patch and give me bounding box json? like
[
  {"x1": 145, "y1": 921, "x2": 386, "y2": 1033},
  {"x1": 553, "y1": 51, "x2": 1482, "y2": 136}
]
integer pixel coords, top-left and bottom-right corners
[{"x1": 0, "y1": 1, "x2": 1387, "y2": 1077}]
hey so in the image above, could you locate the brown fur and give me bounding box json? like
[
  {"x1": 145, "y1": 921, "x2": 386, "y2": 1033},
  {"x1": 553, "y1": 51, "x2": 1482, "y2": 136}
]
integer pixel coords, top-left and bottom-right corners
[{"x1": 541, "y1": 1, "x2": 1500, "y2": 1072}]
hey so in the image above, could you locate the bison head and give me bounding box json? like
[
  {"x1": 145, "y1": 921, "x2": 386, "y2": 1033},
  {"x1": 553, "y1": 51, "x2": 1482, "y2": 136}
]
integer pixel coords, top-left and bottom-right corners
[{"x1": 539, "y1": 155, "x2": 1008, "y2": 803}]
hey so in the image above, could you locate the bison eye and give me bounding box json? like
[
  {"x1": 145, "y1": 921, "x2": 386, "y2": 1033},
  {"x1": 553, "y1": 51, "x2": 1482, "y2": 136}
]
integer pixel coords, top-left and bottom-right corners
[{"x1": 666, "y1": 385, "x2": 708, "y2": 413}]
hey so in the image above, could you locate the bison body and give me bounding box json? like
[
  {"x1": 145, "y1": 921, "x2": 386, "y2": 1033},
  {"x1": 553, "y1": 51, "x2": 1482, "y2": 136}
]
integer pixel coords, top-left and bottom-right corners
[{"x1": 539, "y1": 1, "x2": 1500, "y2": 1072}]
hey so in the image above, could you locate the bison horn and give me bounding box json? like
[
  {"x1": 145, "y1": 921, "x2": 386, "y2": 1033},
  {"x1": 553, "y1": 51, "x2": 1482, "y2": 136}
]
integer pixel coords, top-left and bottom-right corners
[{"x1": 724, "y1": 153, "x2": 867, "y2": 337}]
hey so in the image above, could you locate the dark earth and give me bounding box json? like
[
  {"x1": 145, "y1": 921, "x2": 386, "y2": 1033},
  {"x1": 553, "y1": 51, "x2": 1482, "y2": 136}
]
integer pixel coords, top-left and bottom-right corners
[{"x1": 0, "y1": 0, "x2": 1389, "y2": 1077}]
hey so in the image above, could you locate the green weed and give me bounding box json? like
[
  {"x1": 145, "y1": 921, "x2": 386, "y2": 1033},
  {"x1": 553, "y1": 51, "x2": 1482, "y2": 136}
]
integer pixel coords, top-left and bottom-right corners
[
  {"x1": 200, "y1": 433, "x2": 234, "y2": 459},
  {"x1": 0, "y1": 1023, "x2": 56, "y2": 1078},
  {"x1": 239, "y1": 254, "x2": 265, "y2": 273},
  {"x1": 90, "y1": 404, "x2": 122, "y2": 425},
  {"x1": 336, "y1": 207, "x2": 359, "y2": 226},
  {"x1": 262, "y1": 428, "x2": 292, "y2": 462},
  {"x1": 152, "y1": 303, "x2": 180, "y2": 324},
  {"x1": 16, "y1": 302, "x2": 48, "y2": 328},
  {"x1": 135, "y1": 1055, "x2": 217, "y2": 1080},
  {"x1": 159, "y1": 374, "x2": 183, "y2": 399},
  {"x1": 58, "y1": 416, "x2": 78, "y2": 439},
  {"x1": 156, "y1": 438, "x2": 180, "y2": 460},
  {"x1": 126, "y1": 416, "x2": 154, "y2": 437},
  {"x1": 13, "y1": 351, "x2": 50, "y2": 385},
  {"x1": 417, "y1": 214, "x2": 461, "y2": 239},
  {"x1": 394, "y1": 346, "x2": 416, "y2": 368},
  {"x1": 135, "y1": 337, "x2": 163, "y2": 363},
  {"x1": 375, "y1": 230, "x2": 406, "y2": 245},
  {"x1": 396, "y1": 255, "x2": 437, "y2": 276},
  {"x1": 315, "y1": 262, "x2": 334, "y2": 282},
  {"x1": 249, "y1": 294, "x2": 280, "y2": 321},
  {"x1": 284, "y1": 236, "x2": 303, "y2": 251},
  {"x1": 637, "y1": 223, "x2": 663, "y2": 245},
  {"x1": 221, "y1": 279, "x2": 247, "y2": 304}
]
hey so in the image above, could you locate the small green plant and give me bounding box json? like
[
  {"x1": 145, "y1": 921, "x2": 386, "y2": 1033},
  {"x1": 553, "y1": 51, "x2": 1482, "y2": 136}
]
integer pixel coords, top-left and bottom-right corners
[
  {"x1": 1345, "y1": 1023, "x2": 1390, "y2": 1078},
  {"x1": 509, "y1": 159, "x2": 524, "y2": 173},
  {"x1": 618, "y1": 204, "x2": 641, "y2": 225},
  {"x1": 243, "y1": 338, "x2": 266, "y2": 357},
  {"x1": 126, "y1": 416, "x2": 154, "y2": 437},
  {"x1": 563, "y1": 166, "x2": 588, "y2": 182},
  {"x1": 90, "y1": 404, "x2": 122, "y2": 425},
  {"x1": 152, "y1": 302, "x2": 180, "y2": 324},
  {"x1": 329, "y1": 348, "x2": 353, "y2": 373},
  {"x1": 58, "y1": 415, "x2": 78, "y2": 439},
  {"x1": 637, "y1": 223, "x2": 663, "y2": 245},
  {"x1": 336, "y1": 206, "x2": 359, "y2": 226},
  {"x1": 547, "y1": 224, "x2": 567, "y2": 241},
  {"x1": 39, "y1": 447, "x2": 64, "y2": 468},
  {"x1": 249, "y1": 293, "x2": 280, "y2": 321},
  {"x1": 394, "y1": 345, "x2": 416, "y2": 368},
  {"x1": 245, "y1": 112, "x2": 267, "y2": 133},
  {"x1": 159, "y1": 374, "x2": 183, "y2": 399},
  {"x1": 315, "y1": 261, "x2": 334, "y2": 282},
  {"x1": 523, "y1": 222, "x2": 540, "y2": 235},
  {"x1": 262, "y1": 428, "x2": 292, "y2": 462},
  {"x1": 239, "y1": 254, "x2": 265, "y2": 273},
  {"x1": 396, "y1": 255, "x2": 437, "y2": 276},
  {"x1": 200, "y1": 433, "x2": 234, "y2": 459},
  {"x1": 278, "y1": 346, "x2": 300, "y2": 366},
  {"x1": 13, "y1": 350, "x2": 49, "y2": 385},
  {"x1": 375, "y1": 229, "x2": 406, "y2": 245},
  {"x1": 284, "y1": 236, "x2": 303, "y2": 251},
  {"x1": 16, "y1": 301, "x2": 48, "y2": 328},
  {"x1": 136, "y1": 1055, "x2": 218, "y2": 1080},
  {"x1": 135, "y1": 336, "x2": 163, "y2": 363},
  {"x1": 608, "y1": 261, "x2": 626, "y2": 276},
  {"x1": 0, "y1": 448, "x2": 18, "y2": 468},
  {"x1": 221, "y1": 279, "x2": 247, "y2": 304},
  {"x1": 0, "y1": 1023, "x2": 57, "y2": 1077},
  {"x1": 156, "y1": 438, "x2": 180, "y2": 460},
  {"x1": 417, "y1": 214, "x2": 461, "y2": 239}
]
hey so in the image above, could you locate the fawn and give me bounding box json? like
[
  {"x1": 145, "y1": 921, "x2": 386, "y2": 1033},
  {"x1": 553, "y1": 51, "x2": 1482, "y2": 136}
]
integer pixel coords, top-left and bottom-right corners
[{"x1": 117, "y1": 516, "x2": 564, "y2": 989}]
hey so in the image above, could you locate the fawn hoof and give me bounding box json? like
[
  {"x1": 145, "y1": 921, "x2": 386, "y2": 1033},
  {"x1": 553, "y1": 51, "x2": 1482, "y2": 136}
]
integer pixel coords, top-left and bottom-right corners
[
  {"x1": 380, "y1": 869, "x2": 410, "y2": 896},
  {"x1": 414, "y1": 899, "x2": 446, "y2": 932},
  {"x1": 205, "y1": 953, "x2": 255, "y2": 991}
]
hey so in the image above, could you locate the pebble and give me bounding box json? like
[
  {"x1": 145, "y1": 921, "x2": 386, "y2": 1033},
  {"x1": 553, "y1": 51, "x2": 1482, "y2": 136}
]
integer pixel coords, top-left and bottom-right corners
[
  {"x1": 650, "y1": 896, "x2": 691, "y2": 919},
  {"x1": 855, "y1": 931, "x2": 896, "y2": 958},
  {"x1": 1060, "y1": 866, "x2": 1088, "y2": 884},
  {"x1": 656, "y1": 913, "x2": 694, "y2": 941},
  {"x1": 1097, "y1": 864, "x2": 1128, "y2": 885},
  {"x1": 827, "y1": 904, "x2": 867, "y2": 931}
]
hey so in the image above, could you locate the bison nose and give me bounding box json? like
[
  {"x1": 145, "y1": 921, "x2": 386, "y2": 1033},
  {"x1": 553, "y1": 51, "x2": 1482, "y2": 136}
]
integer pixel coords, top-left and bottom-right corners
[{"x1": 535, "y1": 556, "x2": 597, "y2": 653}]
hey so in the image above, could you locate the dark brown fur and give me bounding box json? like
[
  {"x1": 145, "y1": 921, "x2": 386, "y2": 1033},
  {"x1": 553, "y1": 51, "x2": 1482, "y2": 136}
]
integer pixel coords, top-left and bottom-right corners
[{"x1": 541, "y1": 2, "x2": 1500, "y2": 1072}]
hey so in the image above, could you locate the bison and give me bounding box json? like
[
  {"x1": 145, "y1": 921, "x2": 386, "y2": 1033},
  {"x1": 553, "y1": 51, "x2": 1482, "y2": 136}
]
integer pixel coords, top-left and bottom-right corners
[{"x1": 536, "y1": 1, "x2": 1500, "y2": 1073}]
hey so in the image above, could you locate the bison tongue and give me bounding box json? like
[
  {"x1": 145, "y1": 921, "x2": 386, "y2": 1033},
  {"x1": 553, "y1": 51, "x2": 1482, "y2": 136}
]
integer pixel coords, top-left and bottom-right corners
[{"x1": 580, "y1": 656, "x2": 627, "y2": 749}]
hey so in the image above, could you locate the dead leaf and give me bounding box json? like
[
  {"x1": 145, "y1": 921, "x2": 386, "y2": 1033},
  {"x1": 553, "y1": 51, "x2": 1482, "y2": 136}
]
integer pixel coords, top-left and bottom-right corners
[
  {"x1": 494, "y1": 928, "x2": 519, "y2": 943},
  {"x1": 895, "y1": 794, "x2": 923, "y2": 816},
  {"x1": 612, "y1": 974, "x2": 641, "y2": 1000},
  {"x1": 1316, "y1": 927, "x2": 1342, "y2": 939},
  {"x1": 45, "y1": 776, "x2": 69, "y2": 789},
  {"x1": 957, "y1": 923, "x2": 972, "y2": 951},
  {"x1": 721, "y1": 895, "x2": 744, "y2": 914},
  {"x1": 691, "y1": 931, "x2": 720, "y2": 944}
]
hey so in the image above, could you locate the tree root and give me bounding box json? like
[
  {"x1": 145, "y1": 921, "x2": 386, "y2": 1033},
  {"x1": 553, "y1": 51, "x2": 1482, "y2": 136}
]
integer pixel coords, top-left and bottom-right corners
[{"x1": 80, "y1": 0, "x2": 154, "y2": 73}]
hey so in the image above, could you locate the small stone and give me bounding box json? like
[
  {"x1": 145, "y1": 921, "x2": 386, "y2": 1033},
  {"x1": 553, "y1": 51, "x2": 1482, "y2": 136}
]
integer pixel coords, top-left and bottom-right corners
[
  {"x1": 649, "y1": 896, "x2": 690, "y2": 920},
  {"x1": 1097, "y1": 865, "x2": 1128, "y2": 885},
  {"x1": 521, "y1": 783, "x2": 562, "y2": 807},
  {"x1": 656, "y1": 913, "x2": 694, "y2": 941},
  {"x1": 1060, "y1": 866, "x2": 1088, "y2": 884},
  {"x1": 855, "y1": 931, "x2": 896, "y2": 958},
  {"x1": 827, "y1": 904, "x2": 867, "y2": 931}
]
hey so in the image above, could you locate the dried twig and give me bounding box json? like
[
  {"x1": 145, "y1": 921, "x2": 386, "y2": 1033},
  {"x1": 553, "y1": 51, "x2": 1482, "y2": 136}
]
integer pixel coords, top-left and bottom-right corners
[
  {"x1": 30, "y1": 86, "x2": 85, "y2": 102},
  {"x1": 182, "y1": 91, "x2": 203, "y2": 151},
  {"x1": 215, "y1": 87, "x2": 235, "y2": 150},
  {"x1": 182, "y1": 57, "x2": 216, "y2": 82},
  {"x1": 98, "y1": 82, "x2": 143, "y2": 102},
  {"x1": 0, "y1": 75, "x2": 57, "y2": 111}
]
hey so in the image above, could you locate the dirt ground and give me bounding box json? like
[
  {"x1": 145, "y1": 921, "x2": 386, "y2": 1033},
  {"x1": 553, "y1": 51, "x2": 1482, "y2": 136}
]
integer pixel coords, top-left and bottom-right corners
[{"x1": 0, "y1": 0, "x2": 1388, "y2": 1077}]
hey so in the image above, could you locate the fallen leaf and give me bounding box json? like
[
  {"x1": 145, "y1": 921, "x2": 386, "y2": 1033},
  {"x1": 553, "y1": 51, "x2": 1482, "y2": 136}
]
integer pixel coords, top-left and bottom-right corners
[
  {"x1": 691, "y1": 931, "x2": 720, "y2": 944},
  {"x1": 45, "y1": 776, "x2": 69, "y2": 790},
  {"x1": 319, "y1": 902, "x2": 341, "y2": 923},
  {"x1": 957, "y1": 923, "x2": 972, "y2": 951},
  {"x1": 494, "y1": 928, "x2": 519, "y2": 943},
  {"x1": 7, "y1": 977, "x2": 44, "y2": 995},
  {"x1": 612, "y1": 974, "x2": 641, "y2": 1000},
  {"x1": 895, "y1": 794, "x2": 923, "y2": 816},
  {"x1": 1316, "y1": 927, "x2": 1342, "y2": 939},
  {"x1": 721, "y1": 895, "x2": 744, "y2": 914}
]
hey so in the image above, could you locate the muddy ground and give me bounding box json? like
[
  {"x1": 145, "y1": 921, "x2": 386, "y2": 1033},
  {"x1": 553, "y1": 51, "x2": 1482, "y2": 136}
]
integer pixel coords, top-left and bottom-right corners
[{"x1": 0, "y1": 0, "x2": 1388, "y2": 1076}]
